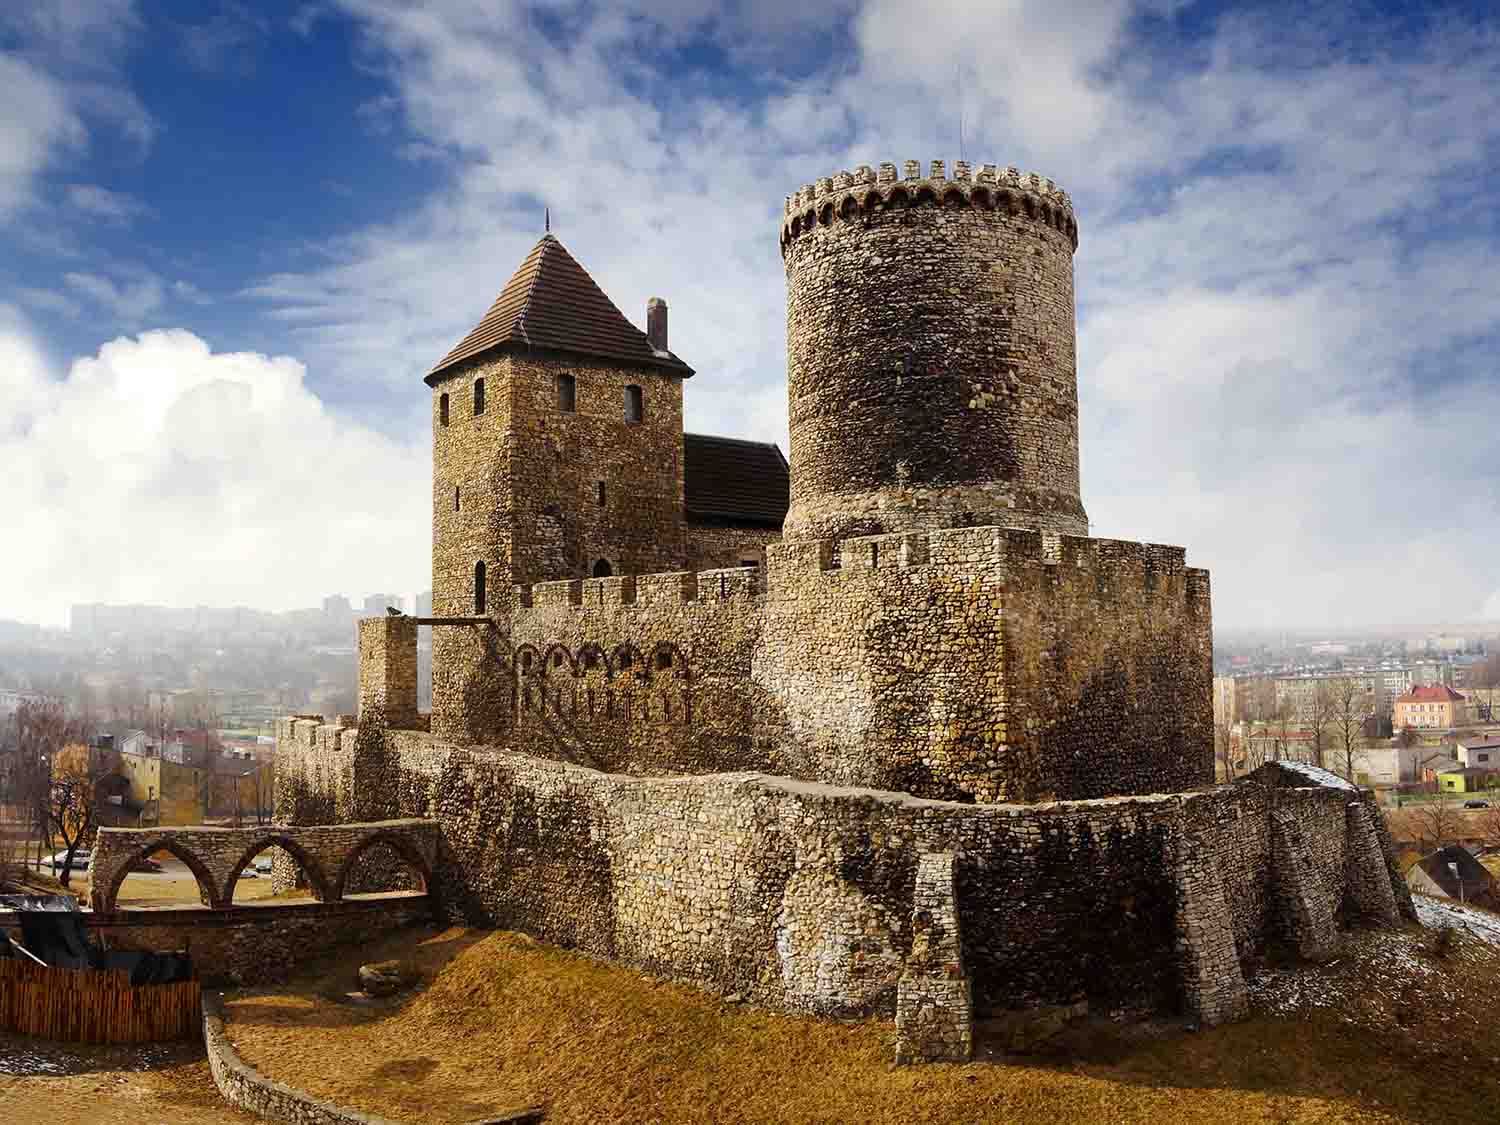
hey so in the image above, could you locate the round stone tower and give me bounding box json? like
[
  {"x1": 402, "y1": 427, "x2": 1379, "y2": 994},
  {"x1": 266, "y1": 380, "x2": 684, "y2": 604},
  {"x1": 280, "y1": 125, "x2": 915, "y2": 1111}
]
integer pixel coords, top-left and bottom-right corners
[{"x1": 779, "y1": 158, "x2": 1089, "y2": 542}]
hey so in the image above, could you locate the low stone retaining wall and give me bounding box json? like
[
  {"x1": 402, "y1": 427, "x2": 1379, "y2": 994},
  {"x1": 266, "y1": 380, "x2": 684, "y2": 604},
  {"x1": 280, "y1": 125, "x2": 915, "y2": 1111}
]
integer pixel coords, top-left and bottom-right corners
[
  {"x1": 204, "y1": 992, "x2": 401, "y2": 1125},
  {"x1": 0, "y1": 895, "x2": 433, "y2": 986},
  {"x1": 204, "y1": 993, "x2": 545, "y2": 1125}
]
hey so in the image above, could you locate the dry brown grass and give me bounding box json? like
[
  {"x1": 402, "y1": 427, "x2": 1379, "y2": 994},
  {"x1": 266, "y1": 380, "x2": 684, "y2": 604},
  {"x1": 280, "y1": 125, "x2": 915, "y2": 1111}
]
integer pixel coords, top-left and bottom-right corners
[{"x1": 220, "y1": 920, "x2": 1500, "y2": 1125}]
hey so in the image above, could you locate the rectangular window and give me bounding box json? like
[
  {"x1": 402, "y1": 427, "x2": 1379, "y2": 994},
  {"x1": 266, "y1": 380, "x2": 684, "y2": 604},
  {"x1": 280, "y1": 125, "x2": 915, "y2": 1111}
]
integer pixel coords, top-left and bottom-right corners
[
  {"x1": 473, "y1": 377, "x2": 485, "y2": 415},
  {"x1": 624, "y1": 384, "x2": 643, "y2": 424},
  {"x1": 439, "y1": 393, "x2": 450, "y2": 426},
  {"x1": 558, "y1": 373, "x2": 576, "y2": 413},
  {"x1": 597, "y1": 481, "x2": 606, "y2": 506}
]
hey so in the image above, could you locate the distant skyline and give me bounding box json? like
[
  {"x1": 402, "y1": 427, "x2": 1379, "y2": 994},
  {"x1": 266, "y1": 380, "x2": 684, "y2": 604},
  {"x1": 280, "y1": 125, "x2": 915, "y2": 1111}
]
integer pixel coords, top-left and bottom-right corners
[{"x1": 3, "y1": 2, "x2": 1500, "y2": 629}]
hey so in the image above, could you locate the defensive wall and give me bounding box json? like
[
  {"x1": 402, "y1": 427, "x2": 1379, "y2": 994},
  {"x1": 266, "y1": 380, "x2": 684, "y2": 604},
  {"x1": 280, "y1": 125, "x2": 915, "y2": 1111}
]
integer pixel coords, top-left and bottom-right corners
[
  {"x1": 275, "y1": 719, "x2": 1414, "y2": 1041},
  {"x1": 413, "y1": 523, "x2": 1212, "y2": 804}
]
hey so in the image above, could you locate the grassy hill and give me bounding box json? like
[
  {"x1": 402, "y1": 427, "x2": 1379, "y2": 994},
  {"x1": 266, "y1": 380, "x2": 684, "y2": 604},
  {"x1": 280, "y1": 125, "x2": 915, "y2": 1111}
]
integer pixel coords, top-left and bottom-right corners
[{"x1": 218, "y1": 897, "x2": 1500, "y2": 1124}]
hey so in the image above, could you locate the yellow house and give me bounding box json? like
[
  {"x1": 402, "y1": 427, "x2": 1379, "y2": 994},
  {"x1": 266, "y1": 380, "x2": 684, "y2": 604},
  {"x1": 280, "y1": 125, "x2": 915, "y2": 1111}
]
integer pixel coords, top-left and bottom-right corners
[
  {"x1": 1437, "y1": 766, "x2": 1495, "y2": 795},
  {"x1": 116, "y1": 750, "x2": 206, "y2": 825}
]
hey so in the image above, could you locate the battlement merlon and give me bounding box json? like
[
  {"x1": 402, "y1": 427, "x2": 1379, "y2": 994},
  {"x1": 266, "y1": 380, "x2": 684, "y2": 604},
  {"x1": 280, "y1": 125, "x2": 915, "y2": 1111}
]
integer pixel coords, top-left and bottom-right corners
[
  {"x1": 782, "y1": 158, "x2": 1077, "y2": 247},
  {"x1": 511, "y1": 566, "x2": 763, "y2": 614},
  {"x1": 764, "y1": 527, "x2": 1196, "y2": 588}
]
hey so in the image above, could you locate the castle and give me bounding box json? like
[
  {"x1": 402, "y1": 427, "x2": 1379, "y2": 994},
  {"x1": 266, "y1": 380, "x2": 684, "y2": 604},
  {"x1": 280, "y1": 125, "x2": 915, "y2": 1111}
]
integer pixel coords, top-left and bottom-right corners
[{"x1": 277, "y1": 158, "x2": 1414, "y2": 1062}]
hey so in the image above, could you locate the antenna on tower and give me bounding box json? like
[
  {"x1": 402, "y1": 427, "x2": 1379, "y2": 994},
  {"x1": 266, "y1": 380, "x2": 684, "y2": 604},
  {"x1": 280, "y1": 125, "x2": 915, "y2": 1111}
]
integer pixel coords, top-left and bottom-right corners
[
  {"x1": 544, "y1": 206, "x2": 550, "y2": 233},
  {"x1": 956, "y1": 63, "x2": 965, "y2": 164}
]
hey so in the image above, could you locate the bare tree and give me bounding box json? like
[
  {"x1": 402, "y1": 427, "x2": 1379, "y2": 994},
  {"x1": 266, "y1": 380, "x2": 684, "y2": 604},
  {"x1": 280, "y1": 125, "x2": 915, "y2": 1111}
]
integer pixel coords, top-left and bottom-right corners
[
  {"x1": 1306, "y1": 680, "x2": 1336, "y2": 770},
  {"x1": 1215, "y1": 717, "x2": 1237, "y2": 781},
  {"x1": 1408, "y1": 793, "x2": 1463, "y2": 853},
  {"x1": 1329, "y1": 677, "x2": 1369, "y2": 783},
  {"x1": 43, "y1": 743, "x2": 104, "y2": 889},
  {"x1": 11, "y1": 700, "x2": 86, "y2": 875},
  {"x1": 1469, "y1": 654, "x2": 1500, "y2": 723}
]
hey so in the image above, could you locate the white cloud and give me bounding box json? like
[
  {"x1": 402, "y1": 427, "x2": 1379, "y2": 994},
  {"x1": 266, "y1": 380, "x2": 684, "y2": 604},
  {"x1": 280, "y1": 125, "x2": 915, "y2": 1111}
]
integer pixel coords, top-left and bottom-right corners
[
  {"x1": 0, "y1": 318, "x2": 428, "y2": 627},
  {"x1": 0, "y1": 55, "x2": 84, "y2": 219},
  {"x1": 65, "y1": 183, "x2": 151, "y2": 222},
  {"x1": 63, "y1": 271, "x2": 167, "y2": 323},
  {"x1": 222, "y1": 1, "x2": 1500, "y2": 628}
]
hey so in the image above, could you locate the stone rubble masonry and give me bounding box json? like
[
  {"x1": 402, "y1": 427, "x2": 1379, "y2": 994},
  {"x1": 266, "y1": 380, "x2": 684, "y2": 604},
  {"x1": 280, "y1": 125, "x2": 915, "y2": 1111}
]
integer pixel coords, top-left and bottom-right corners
[
  {"x1": 1171, "y1": 846, "x2": 1248, "y2": 1026},
  {"x1": 359, "y1": 616, "x2": 419, "y2": 732},
  {"x1": 1344, "y1": 801, "x2": 1402, "y2": 927},
  {"x1": 275, "y1": 721, "x2": 1409, "y2": 1030},
  {"x1": 1270, "y1": 810, "x2": 1339, "y2": 962},
  {"x1": 58, "y1": 897, "x2": 433, "y2": 986},
  {"x1": 88, "y1": 820, "x2": 440, "y2": 912},
  {"x1": 895, "y1": 852, "x2": 973, "y2": 1063},
  {"x1": 418, "y1": 523, "x2": 1211, "y2": 805},
  {"x1": 779, "y1": 160, "x2": 1086, "y2": 542}
]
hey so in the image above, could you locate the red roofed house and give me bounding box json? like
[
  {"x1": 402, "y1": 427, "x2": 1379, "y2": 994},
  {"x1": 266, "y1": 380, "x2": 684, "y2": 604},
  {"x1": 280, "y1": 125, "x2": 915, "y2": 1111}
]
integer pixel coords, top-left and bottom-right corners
[{"x1": 1393, "y1": 684, "x2": 1470, "y2": 732}]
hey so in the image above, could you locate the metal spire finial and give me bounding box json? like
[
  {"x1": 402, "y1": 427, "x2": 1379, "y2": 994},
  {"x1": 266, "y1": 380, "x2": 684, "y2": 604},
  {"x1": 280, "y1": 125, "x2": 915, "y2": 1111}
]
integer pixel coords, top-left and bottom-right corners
[{"x1": 545, "y1": 206, "x2": 550, "y2": 233}]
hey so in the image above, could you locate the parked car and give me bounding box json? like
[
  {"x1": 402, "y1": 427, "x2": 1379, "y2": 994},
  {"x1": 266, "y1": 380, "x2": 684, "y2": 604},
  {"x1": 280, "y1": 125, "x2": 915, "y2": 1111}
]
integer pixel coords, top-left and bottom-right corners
[
  {"x1": 1464, "y1": 799, "x2": 1492, "y2": 809},
  {"x1": 44, "y1": 849, "x2": 91, "y2": 871},
  {"x1": 252, "y1": 857, "x2": 274, "y2": 875}
]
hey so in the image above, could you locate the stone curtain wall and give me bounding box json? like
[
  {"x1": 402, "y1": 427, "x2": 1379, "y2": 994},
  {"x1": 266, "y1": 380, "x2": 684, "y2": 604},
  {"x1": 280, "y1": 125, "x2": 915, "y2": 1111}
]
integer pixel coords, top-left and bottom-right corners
[
  {"x1": 39, "y1": 897, "x2": 432, "y2": 986},
  {"x1": 395, "y1": 522, "x2": 1212, "y2": 805},
  {"x1": 88, "y1": 820, "x2": 440, "y2": 912},
  {"x1": 683, "y1": 523, "x2": 781, "y2": 572},
  {"x1": 274, "y1": 724, "x2": 1407, "y2": 1027},
  {"x1": 779, "y1": 159, "x2": 1087, "y2": 542}
]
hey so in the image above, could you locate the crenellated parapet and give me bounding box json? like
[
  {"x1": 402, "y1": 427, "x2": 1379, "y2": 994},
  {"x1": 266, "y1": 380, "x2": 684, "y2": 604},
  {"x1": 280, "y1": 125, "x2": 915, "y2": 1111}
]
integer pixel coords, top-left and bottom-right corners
[
  {"x1": 780, "y1": 158, "x2": 1077, "y2": 253},
  {"x1": 512, "y1": 565, "x2": 765, "y2": 615}
]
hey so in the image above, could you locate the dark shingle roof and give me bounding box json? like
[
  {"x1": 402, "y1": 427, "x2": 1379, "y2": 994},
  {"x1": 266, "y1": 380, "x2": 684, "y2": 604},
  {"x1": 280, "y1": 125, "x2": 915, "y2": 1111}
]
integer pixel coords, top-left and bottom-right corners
[
  {"x1": 684, "y1": 433, "x2": 789, "y2": 528},
  {"x1": 426, "y1": 235, "x2": 693, "y2": 383}
]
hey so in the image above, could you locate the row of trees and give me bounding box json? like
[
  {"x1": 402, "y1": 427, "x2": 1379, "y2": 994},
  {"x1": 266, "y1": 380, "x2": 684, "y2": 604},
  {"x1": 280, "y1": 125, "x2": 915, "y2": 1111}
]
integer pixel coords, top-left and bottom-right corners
[{"x1": 1215, "y1": 677, "x2": 1374, "y2": 781}]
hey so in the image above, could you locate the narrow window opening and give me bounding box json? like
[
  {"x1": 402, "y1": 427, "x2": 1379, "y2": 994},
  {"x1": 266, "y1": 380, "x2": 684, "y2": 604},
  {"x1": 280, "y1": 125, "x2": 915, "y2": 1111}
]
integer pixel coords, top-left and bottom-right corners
[
  {"x1": 592, "y1": 558, "x2": 613, "y2": 578},
  {"x1": 473, "y1": 378, "x2": 485, "y2": 415},
  {"x1": 739, "y1": 558, "x2": 758, "y2": 569},
  {"x1": 474, "y1": 560, "x2": 486, "y2": 614},
  {"x1": 454, "y1": 485, "x2": 461, "y2": 512},
  {"x1": 522, "y1": 651, "x2": 533, "y2": 672},
  {"x1": 552, "y1": 650, "x2": 564, "y2": 668},
  {"x1": 439, "y1": 393, "x2": 450, "y2": 426},
  {"x1": 619, "y1": 651, "x2": 633, "y2": 670},
  {"x1": 597, "y1": 481, "x2": 607, "y2": 506},
  {"x1": 656, "y1": 650, "x2": 672, "y2": 671},
  {"x1": 557, "y1": 373, "x2": 576, "y2": 413},
  {"x1": 624, "y1": 384, "x2": 644, "y2": 424}
]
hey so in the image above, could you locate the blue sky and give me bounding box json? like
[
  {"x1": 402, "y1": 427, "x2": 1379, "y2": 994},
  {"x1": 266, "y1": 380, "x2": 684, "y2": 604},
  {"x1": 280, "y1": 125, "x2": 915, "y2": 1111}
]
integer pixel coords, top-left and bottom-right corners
[{"x1": 2, "y1": 0, "x2": 1499, "y2": 630}]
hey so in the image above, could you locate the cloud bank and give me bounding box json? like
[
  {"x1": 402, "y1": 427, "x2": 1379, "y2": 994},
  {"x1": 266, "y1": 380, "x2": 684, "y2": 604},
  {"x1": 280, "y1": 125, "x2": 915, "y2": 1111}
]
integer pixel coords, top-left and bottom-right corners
[{"x1": 0, "y1": 314, "x2": 427, "y2": 626}]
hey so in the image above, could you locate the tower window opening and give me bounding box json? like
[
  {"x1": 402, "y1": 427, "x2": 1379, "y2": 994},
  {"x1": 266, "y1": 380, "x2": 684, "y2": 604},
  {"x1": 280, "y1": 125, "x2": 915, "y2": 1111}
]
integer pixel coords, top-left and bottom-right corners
[
  {"x1": 473, "y1": 377, "x2": 485, "y2": 415},
  {"x1": 592, "y1": 558, "x2": 613, "y2": 578},
  {"x1": 558, "y1": 373, "x2": 576, "y2": 413},
  {"x1": 454, "y1": 485, "x2": 461, "y2": 512},
  {"x1": 597, "y1": 481, "x2": 606, "y2": 506},
  {"x1": 624, "y1": 385, "x2": 643, "y2": 424},
  {"x1": 656, "y1": 650, "x2": 672, "y2": 670},
  {"x1": 439, "y1": 393, "x2": 449, "y2": 426},
  {"x1": 474, "y1": 560, "x2": 486, "y2": 614}
]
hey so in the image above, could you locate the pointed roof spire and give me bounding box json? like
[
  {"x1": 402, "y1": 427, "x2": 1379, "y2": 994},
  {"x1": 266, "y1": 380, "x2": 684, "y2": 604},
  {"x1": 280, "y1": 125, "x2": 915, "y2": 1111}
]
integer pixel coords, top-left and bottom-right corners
[{"x1": 426, "y1": 235, "x2": 694, "y2": 383}]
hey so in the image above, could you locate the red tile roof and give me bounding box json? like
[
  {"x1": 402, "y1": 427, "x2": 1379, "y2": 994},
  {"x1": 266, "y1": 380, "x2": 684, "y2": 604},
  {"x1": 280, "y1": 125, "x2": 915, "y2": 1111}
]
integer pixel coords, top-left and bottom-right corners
[
  {"x1": 426, "y1": 235, "x2": 693, "y2": 383},
  {"x1": 1398, "y1": 684, "x2": 1466, "y2": 703}
]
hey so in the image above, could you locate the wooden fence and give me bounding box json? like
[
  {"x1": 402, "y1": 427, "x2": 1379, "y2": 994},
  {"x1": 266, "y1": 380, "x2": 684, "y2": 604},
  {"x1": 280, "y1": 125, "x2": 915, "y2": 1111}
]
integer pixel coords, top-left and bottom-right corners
[{"x1": 0, "y1": 958, "x2": 201, "y2": 1043}]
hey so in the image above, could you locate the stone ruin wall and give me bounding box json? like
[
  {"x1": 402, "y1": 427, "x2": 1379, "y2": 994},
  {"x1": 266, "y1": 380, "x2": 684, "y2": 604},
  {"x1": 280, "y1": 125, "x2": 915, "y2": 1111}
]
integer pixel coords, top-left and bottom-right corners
[
  {"x1": 423, "y1": 523, "x2": 1210, "y2": 804},
  {"x1": 273, "y1": 719, "x2": 1411, "y2": 1028}
]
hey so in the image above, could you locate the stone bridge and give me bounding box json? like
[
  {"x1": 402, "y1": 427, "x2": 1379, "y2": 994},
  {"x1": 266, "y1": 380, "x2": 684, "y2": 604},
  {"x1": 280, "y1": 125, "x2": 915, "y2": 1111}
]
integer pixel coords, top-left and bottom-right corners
[{"x1": 89, "y1": 819, "x2": 440, "y2": 913}]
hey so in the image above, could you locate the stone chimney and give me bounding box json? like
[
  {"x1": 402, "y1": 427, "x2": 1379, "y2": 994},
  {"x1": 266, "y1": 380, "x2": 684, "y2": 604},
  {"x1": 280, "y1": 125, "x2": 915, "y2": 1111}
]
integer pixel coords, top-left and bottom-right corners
[{"x1": 647, "y1": 297, "x2": 668, "y2": 353}]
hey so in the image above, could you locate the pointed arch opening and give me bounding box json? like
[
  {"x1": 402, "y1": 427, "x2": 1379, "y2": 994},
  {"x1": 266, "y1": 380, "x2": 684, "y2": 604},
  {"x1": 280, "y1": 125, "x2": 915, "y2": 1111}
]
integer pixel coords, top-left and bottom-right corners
[
  {"x1": 223, "y1": 835, "x2": 331, "y2": 905},
  {"x1": 102, "y1": 838, "x2": 221, "y2": 912},
  {"x1": 335, "y1": 833, "x2": 431, "y2": 900}
]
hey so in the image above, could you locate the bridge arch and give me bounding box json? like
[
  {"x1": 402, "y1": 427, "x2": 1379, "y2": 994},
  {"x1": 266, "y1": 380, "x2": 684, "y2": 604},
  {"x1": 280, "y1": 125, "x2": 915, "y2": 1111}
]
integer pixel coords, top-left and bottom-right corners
[
  {"x1": 221, "y1": 833, "x2": 332, "y2": 904},
  {"x1": 97, "y1": 837, "x2": 221, "y2": 913},
  {"x1": 333, "y1": 830, "x2": 433, "y2": 901}
]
